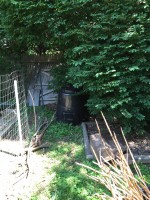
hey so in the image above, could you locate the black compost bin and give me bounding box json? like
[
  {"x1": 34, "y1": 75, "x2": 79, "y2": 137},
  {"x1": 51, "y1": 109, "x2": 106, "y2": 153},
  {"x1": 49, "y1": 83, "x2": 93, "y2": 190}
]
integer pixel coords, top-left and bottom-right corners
[{"x1": 56, "y1": 86, "x2": 88, "y2": 125}]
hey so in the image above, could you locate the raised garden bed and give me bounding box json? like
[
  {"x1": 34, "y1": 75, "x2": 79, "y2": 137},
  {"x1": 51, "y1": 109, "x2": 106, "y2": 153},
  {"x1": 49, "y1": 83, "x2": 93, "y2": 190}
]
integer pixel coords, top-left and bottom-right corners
[{"x1": 82, "y1": 121, "x2": 150, "y2": 164}]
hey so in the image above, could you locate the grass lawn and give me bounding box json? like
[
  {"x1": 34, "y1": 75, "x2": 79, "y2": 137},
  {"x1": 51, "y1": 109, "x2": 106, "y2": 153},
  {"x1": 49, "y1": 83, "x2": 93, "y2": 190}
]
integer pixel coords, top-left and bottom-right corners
[{"x1": 28, "y1": 106, "x2": 150, "y2": 200}]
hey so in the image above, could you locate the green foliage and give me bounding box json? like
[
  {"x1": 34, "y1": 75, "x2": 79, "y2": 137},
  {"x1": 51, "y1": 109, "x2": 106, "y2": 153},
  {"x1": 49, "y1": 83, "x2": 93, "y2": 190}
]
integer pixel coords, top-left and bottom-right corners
[
  {"x1": 138, "y1": 164, "x2": 150, "y2": 184},
  {"x1": 0, "y1": 55, "x2": 13, "y2": 74},
  {"x1": 131, "y1": 163, "x2": 150, "y2": 184},
  {"x1": 0, "y1": 0, "x2": 55, "y2": 55},
  {"x1": 1, "y1": 0, "x2": 150, "y2": 133},
  {"x1": 50, "y1": 0, "x2": 150, "y2": 134},
  {"x1": 0, "y1": 52, "x2": 20, "y2": 74}
]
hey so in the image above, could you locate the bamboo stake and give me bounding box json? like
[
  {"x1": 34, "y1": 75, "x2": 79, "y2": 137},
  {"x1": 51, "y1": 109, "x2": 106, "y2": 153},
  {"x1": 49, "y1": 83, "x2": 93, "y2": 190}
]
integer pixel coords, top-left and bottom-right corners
[{"x1": 14, "y1": 80, "x2": 23, "y2": 152}]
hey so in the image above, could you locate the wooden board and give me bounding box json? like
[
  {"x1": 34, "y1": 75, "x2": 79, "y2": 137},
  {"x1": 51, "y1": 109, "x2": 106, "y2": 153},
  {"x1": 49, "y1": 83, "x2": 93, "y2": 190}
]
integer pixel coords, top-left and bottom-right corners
[
  {"x1": 90, "y1": 133, "x2": 115, "y2": 161},
  {"x1": 81, "y1": 122, "x2": 94, "y2": 159},
  {"x1": 90, "y1": 133, "x2": 126, "y2": 162},
  {"x1": 83, "y1": 122, "x2": 127, "y2": 162}
]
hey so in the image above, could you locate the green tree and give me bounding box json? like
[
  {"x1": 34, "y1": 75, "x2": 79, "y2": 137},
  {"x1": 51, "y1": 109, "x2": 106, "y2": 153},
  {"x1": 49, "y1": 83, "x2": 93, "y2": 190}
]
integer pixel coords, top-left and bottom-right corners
[
  {"x1": 51, "y1": 0, "x2": 150, "y2": 134},
  {"x1": 0, "y1": 0, "x2": 55, "y2": 55},
  {"x1": 1, "y1": 0, "x2": 150, "y2": 134}
]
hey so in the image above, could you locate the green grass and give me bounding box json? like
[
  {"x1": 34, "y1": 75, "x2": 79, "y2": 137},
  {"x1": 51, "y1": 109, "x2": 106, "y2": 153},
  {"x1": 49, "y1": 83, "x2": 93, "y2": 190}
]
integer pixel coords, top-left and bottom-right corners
[
  {"x1": 28, "y1": 106, "x2": 150, "y2": 200},
  {"x1": 29, "y1": 106, "x2": 109, "y2": 200},
  {"x1": 134, "y1": 163, "x2": 150, "y2": 184}
]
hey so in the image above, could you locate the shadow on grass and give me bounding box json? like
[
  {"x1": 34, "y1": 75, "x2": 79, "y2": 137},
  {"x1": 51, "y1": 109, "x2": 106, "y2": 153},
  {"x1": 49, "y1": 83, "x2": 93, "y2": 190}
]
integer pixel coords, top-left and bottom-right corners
[
  {"x1": 28, "y1": 107, "x2": 109, "y2": 200},
  {"x1": 32, "y1": 134, "x2": 109, "y2": 199}
]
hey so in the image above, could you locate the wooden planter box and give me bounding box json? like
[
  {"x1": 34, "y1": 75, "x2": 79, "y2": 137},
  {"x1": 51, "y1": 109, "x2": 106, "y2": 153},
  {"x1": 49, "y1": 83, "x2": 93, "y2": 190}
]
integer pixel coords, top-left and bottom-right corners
[{"x1": 81, "y1": 122, "x2": 150, "y2": 164}]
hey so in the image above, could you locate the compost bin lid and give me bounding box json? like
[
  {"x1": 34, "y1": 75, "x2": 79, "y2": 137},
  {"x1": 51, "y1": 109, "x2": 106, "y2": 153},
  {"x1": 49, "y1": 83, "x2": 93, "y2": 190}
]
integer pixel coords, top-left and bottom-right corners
[{"x1": 61, "y1": 84, "x2": 81, "y2": 94}]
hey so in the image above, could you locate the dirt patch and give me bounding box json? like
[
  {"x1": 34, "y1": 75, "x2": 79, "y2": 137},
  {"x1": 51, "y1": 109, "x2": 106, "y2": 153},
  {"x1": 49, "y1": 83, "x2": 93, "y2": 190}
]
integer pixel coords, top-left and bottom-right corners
[{"x1": 0, "y1": 150, "x2": 56, "y2": 200}]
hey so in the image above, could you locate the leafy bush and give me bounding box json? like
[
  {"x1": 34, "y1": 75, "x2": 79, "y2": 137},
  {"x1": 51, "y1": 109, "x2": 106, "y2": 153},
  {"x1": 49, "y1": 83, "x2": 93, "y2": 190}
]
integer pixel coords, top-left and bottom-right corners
[
  {"x1": 0, "y1": 53, "x2": 19, "y2": 74},
  {"x1": 1, "y1": 0, "x2": 150, "y2": 134},
  {"x1": 51, "y1": 0, "x2": 150, "y2": 134},
  {"x1": 0, "y1": 0, "x2": 55, "y2": 55}
]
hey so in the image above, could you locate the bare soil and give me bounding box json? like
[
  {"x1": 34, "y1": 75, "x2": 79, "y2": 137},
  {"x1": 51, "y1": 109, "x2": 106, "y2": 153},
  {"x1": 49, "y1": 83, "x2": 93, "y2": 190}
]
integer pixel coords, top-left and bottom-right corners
[
  {"x1": 0, "y1": 104, "x2": 57, "y2": 200},
  {"x1": 0, "y1": 150, "x2": 55, "y2": 200},
  {"x1": 86, "y1": 120, "x2": 150, "y2": 156}
]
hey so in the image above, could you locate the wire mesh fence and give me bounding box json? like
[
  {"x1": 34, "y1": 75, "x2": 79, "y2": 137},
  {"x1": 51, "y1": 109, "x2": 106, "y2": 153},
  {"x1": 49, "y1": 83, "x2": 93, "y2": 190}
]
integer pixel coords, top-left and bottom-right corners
[{"x1": 0, "y1": 70, "x2": 29, "y2": 155}]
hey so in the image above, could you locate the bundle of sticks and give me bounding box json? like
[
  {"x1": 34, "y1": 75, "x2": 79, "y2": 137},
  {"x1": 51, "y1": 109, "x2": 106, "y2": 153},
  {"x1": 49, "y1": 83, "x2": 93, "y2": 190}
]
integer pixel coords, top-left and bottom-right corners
[
  {"x1": 77, "y1": 112, "x2": 150, "y2": 200},
  {"x1": 29, "y1": 119, "x2": 50, "y2": 151},
  {"x1": 28, "y1": 112, "x2": 55, "y2": 152}
]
